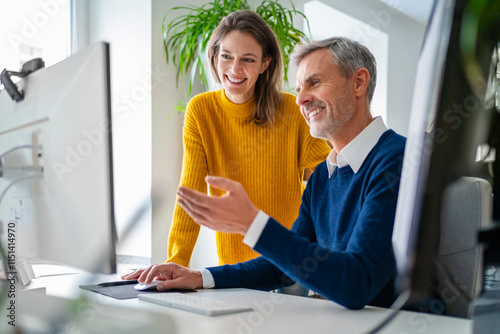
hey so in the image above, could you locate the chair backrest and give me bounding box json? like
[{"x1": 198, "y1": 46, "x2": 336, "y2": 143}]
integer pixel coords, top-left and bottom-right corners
[{"x1": 437, "y1": 176, "x2": 493, "y2": 318}]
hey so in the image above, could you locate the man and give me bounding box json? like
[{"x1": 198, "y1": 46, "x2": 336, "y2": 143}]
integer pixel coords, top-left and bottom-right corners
[{"x1": 124, "y1": 37, "x2": 406, "y2": 309}]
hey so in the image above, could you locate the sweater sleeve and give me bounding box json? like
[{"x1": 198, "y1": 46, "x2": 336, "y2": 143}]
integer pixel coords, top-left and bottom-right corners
[
  {"x1": 207, "y1": 256, "x2": 292, "y2": 291},
  {"x1": 206, "y1": 185, "x2": 320, "y2": 291},
  {"x1": 166, "y1": 97, "x2": 209, "y2": 267},
  {"x1": 252, "y1": 153, "x2": 402, "y2": 309}
]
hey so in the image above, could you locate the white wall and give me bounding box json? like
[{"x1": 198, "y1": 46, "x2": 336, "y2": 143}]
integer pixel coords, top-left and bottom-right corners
[
  {"x1": 0, "y1": 1, "x2": 70, "y2": 70},
  {"x1": 150, "y1": 0, "x2": 217, "y2": 266},
  {"x1": 85, "y1": 0, "x2": 153, "y2": 260}
]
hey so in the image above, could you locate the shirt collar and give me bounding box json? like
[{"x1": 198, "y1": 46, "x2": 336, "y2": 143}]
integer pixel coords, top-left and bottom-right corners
[{"x1": 326, "y1": 117, "x2": 388, "y2": 177}]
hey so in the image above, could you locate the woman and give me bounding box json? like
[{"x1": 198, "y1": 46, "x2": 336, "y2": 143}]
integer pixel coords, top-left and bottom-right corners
[{"x1": 133, "y1": 10, "x2": 330, "y2": 272}]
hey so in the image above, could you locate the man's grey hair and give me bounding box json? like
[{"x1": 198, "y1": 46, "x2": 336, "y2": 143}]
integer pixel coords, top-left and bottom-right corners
[{"x1": 292, "y1": 37, "x2": 377, "y2": 103}]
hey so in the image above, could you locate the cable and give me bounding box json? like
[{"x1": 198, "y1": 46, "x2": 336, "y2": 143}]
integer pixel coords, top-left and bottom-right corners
[
  {"x1": 0, "y1": 175, "x2": 43, "y2": 207},
  {"x1": 0, "y1": 166, "x2": 44, "y2": 173},
  {"x1": 365, "y1": 254, "x2": 481, "y2": 334},
  {"x1": 0, "y1": 145, "x2": 42, "y2": 161},
  {"x1": 0, "y1": 145, "x2": 43, "y2": 181},
  {"x1": 363, "y1": 289, "x2": 411, "y2": 334}
]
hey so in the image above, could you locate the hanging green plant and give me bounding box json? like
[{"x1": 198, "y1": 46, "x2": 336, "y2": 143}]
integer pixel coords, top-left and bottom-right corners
[{"x1": 162, "y1": 0, "x2": 310, "y2": 110}]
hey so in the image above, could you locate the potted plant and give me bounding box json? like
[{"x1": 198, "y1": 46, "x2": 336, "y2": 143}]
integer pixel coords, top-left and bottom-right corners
[{"x1": 162, "y1": 0, "x2": 310, "y2": 112}]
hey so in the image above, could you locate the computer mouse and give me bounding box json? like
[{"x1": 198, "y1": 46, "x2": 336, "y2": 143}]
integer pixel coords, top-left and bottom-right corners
[{"x1": 134, "y1": 279, "x2": 163, "y2": 291}]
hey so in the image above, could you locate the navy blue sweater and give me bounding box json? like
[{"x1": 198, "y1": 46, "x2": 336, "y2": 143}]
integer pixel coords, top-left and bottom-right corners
[{"x1": 208, "y1": 130, "x2": 406, "y2": 309}]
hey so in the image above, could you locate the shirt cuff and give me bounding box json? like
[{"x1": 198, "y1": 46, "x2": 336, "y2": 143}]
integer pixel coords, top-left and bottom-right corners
[
  {"x1": 242, "y1": 210, "x2": 270, "y2": 248},
  {"x1": 199, "y1": 269, "x2": 215, "y2": 288}
]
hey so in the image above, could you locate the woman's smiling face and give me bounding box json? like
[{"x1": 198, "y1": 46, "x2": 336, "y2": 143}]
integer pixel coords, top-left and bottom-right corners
[{"x1": 216, "y1": 30, "x2": 271, "y2": 104}]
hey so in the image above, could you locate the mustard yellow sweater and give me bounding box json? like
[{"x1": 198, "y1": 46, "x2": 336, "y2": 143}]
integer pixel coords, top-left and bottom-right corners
[{"x1": 167, "y1": 89, "x2": 330, "y2": 266}]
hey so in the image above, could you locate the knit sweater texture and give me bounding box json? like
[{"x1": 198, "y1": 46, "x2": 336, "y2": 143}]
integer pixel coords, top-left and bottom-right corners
[
  {"x1": 207, "y1": 130, "x2": 406, "y2": 309},
  {"x1": 167, "y1": 89, "x2": 331, "y2": 266}
]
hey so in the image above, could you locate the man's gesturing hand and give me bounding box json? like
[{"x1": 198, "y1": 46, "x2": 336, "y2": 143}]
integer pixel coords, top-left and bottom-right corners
[{"x1": 176, "y1": 176, "x2": 259, "y2": 235}]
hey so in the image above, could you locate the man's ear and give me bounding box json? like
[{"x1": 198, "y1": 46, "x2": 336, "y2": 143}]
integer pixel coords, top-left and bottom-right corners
[
  {"x1": 353, "y1": 68, "x2": 370, "y2": 98},
  {"x1": 260, "y1": 57, "x2": 271, "y2": 74}
]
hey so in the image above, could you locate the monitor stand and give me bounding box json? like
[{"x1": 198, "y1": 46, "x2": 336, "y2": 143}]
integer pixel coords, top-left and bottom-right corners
[
  {"x1": 16, "y1": 259, "x2": 35, "y2": 286},
  {"x1": 0, "y1": 259, "x2": 35, "y2": 286}
]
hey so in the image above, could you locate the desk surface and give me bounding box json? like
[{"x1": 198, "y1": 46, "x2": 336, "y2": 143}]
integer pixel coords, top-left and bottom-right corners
[{"x1": 4, "y1": 264, "x2": 473, "y2": 334}]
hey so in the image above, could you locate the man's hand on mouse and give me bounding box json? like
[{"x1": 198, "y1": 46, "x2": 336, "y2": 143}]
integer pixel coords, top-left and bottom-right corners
[{"x1": 122, "y1": 263, "x2": 203, "y2": 291}]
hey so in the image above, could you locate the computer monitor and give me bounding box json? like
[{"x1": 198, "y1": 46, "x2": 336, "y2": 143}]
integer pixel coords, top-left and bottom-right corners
[
  {"x1": 0, "y1": 42, "x2": 116, "y2": 280},
  {"x1": 392, "y1": 0, "x2": 499, "y2": 313}
]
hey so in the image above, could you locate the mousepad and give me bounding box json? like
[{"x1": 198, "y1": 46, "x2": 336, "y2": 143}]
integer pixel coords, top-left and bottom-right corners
[{"x1": 79, "y1": 281, "x2": 196, "y2": 299}]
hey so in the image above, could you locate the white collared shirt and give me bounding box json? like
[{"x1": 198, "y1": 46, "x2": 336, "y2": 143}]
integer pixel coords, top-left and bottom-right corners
[
  {"x1": 326, "y1": 116, "x2": 388, "y2": 177},
  {"x1": 200, "y1": 117, "x2": 388, "y2": 288}
]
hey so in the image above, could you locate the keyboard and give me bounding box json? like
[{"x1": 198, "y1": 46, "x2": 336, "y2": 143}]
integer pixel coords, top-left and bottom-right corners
[{"x1": 138, "y1": 292, "x2": 253, "y2": 316}]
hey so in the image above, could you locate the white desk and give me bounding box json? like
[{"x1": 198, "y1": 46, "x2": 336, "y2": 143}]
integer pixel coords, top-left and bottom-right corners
[{"x1": 3, "y1": 264, "x2": 473, "y2": 334}]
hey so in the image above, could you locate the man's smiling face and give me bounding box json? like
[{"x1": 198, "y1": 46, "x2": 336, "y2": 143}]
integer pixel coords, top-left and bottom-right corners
[{"x1": 295, "y1": 48, "x2": 356, "y2": 142}]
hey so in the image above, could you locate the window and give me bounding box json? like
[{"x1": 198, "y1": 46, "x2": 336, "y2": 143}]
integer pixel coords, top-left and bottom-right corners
[{"x1": 0, "y1": 1, "x2": 70, "y2": 71}]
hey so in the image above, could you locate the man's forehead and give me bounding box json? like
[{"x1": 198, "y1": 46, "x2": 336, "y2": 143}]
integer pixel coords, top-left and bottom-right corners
[
  {"x1": 299, "y1": 49, "x2": 332, "y2": 69},
  {"x1": 296, "y1": 50, "x2": 333, "y2": 81}
]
